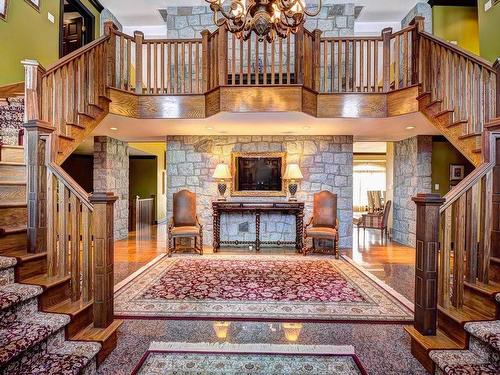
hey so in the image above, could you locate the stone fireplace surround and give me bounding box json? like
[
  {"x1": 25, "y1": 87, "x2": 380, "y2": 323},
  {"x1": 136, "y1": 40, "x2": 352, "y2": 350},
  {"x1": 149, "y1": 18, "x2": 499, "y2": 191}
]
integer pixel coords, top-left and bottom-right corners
[{"x1": 166, "y1": 135, "x2": 353, "y2": 249}]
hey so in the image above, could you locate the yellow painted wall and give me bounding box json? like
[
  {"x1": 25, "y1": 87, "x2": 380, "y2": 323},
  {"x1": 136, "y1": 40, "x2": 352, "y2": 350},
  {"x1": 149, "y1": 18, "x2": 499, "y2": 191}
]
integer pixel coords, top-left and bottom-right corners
[
  {"x1": 0, "y1": 0, "x2": 101, "y2": 86},
  {"x1": 128, "y1": 142, "x2": 167, "y2": 222},
  {"x1": 477, "y1": 0, "x2": 500, "y2": 62},
  {"x1": 433, "y1": 6, "x2": 480, "y2": 55}
]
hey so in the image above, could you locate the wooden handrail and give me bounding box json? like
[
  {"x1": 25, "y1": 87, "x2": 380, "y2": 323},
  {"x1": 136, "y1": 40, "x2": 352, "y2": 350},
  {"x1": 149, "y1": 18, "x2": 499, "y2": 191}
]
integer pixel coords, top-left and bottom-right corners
[
  {"x1": 44, "y1": 35, "x2": 111, "y2": 74},
  {"x1": 418, "y1": 31, "x2": 495, "y2": 72},
  {"x1": 48, "y1": 163, "x2": 93, "y2": 210},
  {"x1": 0, "y1": 81, "x2": 25, "y2": 98}
]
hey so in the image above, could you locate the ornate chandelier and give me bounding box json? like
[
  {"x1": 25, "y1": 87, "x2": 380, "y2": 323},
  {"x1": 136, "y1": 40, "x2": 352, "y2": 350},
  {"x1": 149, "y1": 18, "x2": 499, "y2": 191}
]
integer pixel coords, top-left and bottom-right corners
[{"x1": 205, "y1": 0, "x2": 322, "y2": 42}]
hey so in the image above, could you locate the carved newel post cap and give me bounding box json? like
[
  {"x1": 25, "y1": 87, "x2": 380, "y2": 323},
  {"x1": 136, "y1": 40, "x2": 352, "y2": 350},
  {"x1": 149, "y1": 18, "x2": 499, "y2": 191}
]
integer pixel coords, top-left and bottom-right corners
[
  {"x1": 412, "y1": 193, "x2": 445, "y2": 205},
  {"x1": 90, "y1": 192, "x2": 118, "y2": 203}
]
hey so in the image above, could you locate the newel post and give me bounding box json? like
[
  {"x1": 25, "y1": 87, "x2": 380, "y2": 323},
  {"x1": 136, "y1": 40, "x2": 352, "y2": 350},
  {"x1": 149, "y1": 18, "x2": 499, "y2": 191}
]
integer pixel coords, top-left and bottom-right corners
[
  {"x1": 382, "y1": 27, "x2": 393, "y2": 92},
  {"x1": 90, "y1": 192, "x2": 118, "y2": 328},
  {"x1": 312, "y1": 29, "x2": 322, "y2": 91},
  {"x1": 22, "y1": 60, "x2": 45, "y2": 122},
  {"x1": 409, "y1": 16, "x2": 424, "y2": 86},
  {"x1": 218, "y1": 24, "x2": 228, "y2": 86},
  {"x1": 134, "y1": 31, "x2": 144, "y2": 94},
  {"x1": 104, "y1": 21, "x2": 118, "y2": 88},
  {"x1": 24, "y1": 121, "x2": 54, "y2": 254},
  {"x1": 412, "y1": 193, "x2": 445, "y2": 336},
  {"x1": 201, "y1": 30, "x2": 210, "y2": 92}
]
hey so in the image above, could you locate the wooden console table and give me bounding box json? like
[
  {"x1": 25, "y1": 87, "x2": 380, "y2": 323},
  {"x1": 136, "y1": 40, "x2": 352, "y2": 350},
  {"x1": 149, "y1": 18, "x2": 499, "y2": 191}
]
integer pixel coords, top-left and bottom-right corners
[{"x1": 212, "y1": 201, "x2": 304, "y2": 252}]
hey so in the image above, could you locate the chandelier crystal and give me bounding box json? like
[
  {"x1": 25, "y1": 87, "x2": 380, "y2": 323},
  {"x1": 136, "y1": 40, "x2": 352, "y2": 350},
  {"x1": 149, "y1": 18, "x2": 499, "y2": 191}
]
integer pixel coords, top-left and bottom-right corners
[{"x1": 205, "y1": 0, "x2": 322, "y2": 42}]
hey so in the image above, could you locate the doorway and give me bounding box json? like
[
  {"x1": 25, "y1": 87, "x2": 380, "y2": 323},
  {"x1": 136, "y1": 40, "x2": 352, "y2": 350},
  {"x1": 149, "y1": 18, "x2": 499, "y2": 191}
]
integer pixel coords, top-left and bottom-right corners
[{"x1": 60, "y1": 0, "x2": 95, "y2": 57}]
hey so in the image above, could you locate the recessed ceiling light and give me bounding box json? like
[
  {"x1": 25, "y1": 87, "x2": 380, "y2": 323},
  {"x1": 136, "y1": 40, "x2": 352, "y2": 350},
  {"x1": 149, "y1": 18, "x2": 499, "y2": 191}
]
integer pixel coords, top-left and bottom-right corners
[
  {"x1": 405, "y1": 126, "x2": 416, "y2": 130},
  {"x1": 110, "y1": 127, "x2": 118, "y2": 131},
  {"x1": 206, "y1": 126, "x2": 213, "y2": 130},
  {"x1": 303, "y1": 126, "x2": 310, "y2": 130}
]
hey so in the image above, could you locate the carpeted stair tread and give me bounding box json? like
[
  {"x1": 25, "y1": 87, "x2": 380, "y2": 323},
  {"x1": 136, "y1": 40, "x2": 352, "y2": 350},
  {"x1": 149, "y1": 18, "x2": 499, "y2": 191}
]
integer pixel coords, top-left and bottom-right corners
[
  {"x1": 430, "y1": 350, "x2": 500, "y2": 374},
  {"x1": 0, "y1": 256, "x2": 16, "y2": 270},
  {"x1": 6, "y1": 340, "x2": 101, "y2": 375},
  {"x1": 465, "y1": 320, "x2": 500, "y2": 352},
  {"x1": 0, "y1": 283, "x2": 42, "y2": 311},
  {"x1": 0, "y1": 311, "x2": 70, "y2": 366}
]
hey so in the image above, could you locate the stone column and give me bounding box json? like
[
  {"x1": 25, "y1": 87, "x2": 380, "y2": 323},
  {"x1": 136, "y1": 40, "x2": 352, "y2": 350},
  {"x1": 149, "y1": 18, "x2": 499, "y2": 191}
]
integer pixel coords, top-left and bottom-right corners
[{"x1": 93, "y1": 136, "x2": 129, "y2": 240}]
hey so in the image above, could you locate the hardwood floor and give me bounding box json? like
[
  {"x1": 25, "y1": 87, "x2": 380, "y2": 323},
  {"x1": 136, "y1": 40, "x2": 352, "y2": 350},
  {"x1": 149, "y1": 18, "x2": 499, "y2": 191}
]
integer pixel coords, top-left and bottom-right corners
[{"x1": 114, "y1": 224, "x2": 416, "y2": 301}]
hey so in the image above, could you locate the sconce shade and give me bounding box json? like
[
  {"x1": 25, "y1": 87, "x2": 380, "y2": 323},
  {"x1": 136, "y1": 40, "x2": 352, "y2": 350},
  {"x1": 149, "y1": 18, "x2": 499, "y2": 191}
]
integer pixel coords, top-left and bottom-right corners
[
  {"x1": 212, "y1": 163, "x2": 231, "y2": 180},
  {"x1": 283, "y1": 164, "x2": 303, "y2": 180}
]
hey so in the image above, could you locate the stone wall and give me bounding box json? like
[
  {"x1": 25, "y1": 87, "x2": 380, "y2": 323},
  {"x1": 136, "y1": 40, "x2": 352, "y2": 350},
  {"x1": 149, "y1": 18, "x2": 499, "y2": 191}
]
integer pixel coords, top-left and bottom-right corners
[
  {"x1": 93, "y1": 136, "x2": 129, "y2": 240},
  {"x1": 166, "y1": 135, "x2": 353, "y2": 249},
  {"x1": 165, "y1": 3, "x2": 361, "y2": 39},
  {"x1": 401, "y1": 2, "x2": 432, "y2": 32},
  {"x1": 393, "y1": 136, "x2": 432, "y2": 247}
]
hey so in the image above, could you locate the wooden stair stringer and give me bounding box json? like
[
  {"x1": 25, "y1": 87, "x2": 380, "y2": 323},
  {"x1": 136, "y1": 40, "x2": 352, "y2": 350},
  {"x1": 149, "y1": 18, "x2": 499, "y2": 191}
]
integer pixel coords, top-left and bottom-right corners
[
  {"x1": 417, "y1": 92, "x2": 482, "y2": 167},
  {"x1": 55, "y1": 95, "x2": 111, "y2": 164}
]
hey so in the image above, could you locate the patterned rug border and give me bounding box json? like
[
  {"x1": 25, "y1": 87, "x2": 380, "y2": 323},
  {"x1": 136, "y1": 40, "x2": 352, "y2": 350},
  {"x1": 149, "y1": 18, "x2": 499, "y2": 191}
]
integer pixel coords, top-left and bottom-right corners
[
  {"x1": 132, "y1": 342, "x2": 367, "y2": 375},
  {"x1": 114, "y1": 254, "x2": 415, "y2": 324}
]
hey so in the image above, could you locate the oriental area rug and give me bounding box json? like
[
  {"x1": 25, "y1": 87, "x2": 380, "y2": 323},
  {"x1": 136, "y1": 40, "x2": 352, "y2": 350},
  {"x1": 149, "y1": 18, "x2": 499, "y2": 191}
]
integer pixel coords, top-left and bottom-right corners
[
  {"x1": 133, "y1": 342, "x2": 367, "y2": 375},
  {"x1": 114, "y1": 254, "x2": 413, "y2": 322}
]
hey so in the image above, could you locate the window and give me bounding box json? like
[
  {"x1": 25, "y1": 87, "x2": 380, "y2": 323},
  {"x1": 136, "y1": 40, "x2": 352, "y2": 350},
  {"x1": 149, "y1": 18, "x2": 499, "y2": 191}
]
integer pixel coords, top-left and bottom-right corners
[{"x1": 353, "y1": 162, "x2": 386, "y2": 212}]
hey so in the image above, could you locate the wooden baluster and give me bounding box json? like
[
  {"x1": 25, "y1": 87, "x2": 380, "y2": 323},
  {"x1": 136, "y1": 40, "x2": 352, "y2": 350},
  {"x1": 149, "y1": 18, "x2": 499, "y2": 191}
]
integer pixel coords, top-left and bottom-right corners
[
  {"x1": 439, "y1": 207, "x2": 452, "y2": 308},
  {"x1": 322, "y1": 40, "x2": 328, "y2": 92},
  {"x1": 394, "y1": 35, "x2": 400, "y2": 90},
  {"x1": 278, "y1": 38, "x2": 284, "y2": 85},
  {"x1": 202, "y1": 30, "x2": 209, "y2": 92},
  {"x1": 58, "y1": 182, "x2": 70, "y2": 276},
  {"x1": 271, "y1": 39, "x2": 275, "y2": 85},
  {"x1": 287, "y1": 36, "x2": 291, "y2": 85},
  {"x1": 466, "y1": 183, "x2": 480, "y2": 283},
  {"x1": 217, "y1": 24, "x2": 228, "y2": 86},
  {"x1": 167, "y1": 42, "x2": 172, "y2": 94},
  {"x1": 382, "y1": 27, "x2": 392, "y2": 92},
  {"x1": 247, "y1": 38, "x2": 252, "y2": 85},
  {"x1": 232, "y1": 34, "x2": 236, "y2": 85},
  {"x1": 134, "y1": 31, "x2": 144, "y2": 94},
  {"x1": 70, "y1": 194, "x2": 81, "y2": 301},
  {"x1": 181, "y1": 42, "x2": 185, "y2": 93},
  {"x1": 47, "y1": 170, "x2": 57, "y2": 276},
  {"x1": 367, "y1": 40, "x2": 372, "y2": 92},
  {"x1": 374, "y1": 40, "x2": 379, "y2": 92},
  {"x1": 195, "y1": 42, "x2": 200, "y2": 93},
  {"x1": 410, "y1": 16, "x2": 424, "y2": 85},
  {"x1": 119, "y1": 35, "x2": 125, "y2": 90},
  {"x1": 81, "y1": 205, "x2": 92, "y2": 302},
  {"x1": 160, "y1": 42, "x2": 165, "y2": 94},
  {"x1": 127, "y1": 38, "x2": 132, "y2": 91},
  {"x1": 312, "y1": 29, "x2": 322, "y2": 91},
  {"x1": 294, "y1": 27, "x2": 304, "y2": 85},
  {"x1": 330, "y1": 40, "x2": 335, "y2": 93},
  {"x1": 146, "y1": 43, "x2": 151, "y2": 94},
  {"x1": 337, "y1": 40, "x2": 342, "y2": 93},
  {"x1": 154, "y1": 42, "x2": 158, "y2": 94},
  {"x1": 188, "y1": 42, "x2": 193, "y2": 94},
  {"x1": 412, "y1": 193, "x2": 445, "y2": 335},
  {"x1": 451, "y1": 195, "x2": 466, "y2": 307},
  {"x1": 360, "y1": 40, "x2": 364, "y2": 92},
  {"x1": 478, "y1": 171, "x2": 493, "y2": 282},
  {"x1": 403, "y1": 31, "x2": 408, "y2": 88},
  {"x1": 174, "y1": 42, "x2": 179, "y2": 94},
  {"x1": 345, "y1": 41, "x2": 350, "y2": 92},
  {"x1": 90, "y1": 192, "x2": 118, "y2": 328},
  {"x1": 255, "y1": 37, "x2": 260, "y2": 85},
  {"x1": 352, "y1": 40, "x2": 357, "y2": 92},
  {"x1": 263, "y1": 40, "x2": 267, "y2": 84},
  {"x1": 494, "y1": 59, "x2": 500, "y2": 117}
]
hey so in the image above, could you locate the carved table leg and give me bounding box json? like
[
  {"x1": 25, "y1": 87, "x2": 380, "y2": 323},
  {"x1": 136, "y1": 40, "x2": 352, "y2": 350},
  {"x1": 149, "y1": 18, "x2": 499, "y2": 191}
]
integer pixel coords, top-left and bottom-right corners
[
  {"x1": 255, "y1": 212, "x2": 261, "y2": 252},
  {"x1": 212, "y1": 210, "x2": 220, "y2": 253},
  {"x1": 295, "y1": 211, "x2": 304, "y2": 253}
]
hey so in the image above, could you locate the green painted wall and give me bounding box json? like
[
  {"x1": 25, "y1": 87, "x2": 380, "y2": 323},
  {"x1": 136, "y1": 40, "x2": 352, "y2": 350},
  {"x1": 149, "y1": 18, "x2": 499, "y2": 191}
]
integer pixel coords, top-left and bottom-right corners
[
  {"x1": 431, "y1": 139, "x2": 474, "y2": 197},
  {"x1": 433, "y1": 6, "x2": 480, "y2": 55},
  {"x1": 477, "y1": 0, "x2": 500, "y2": 62},
  {"x1": 0, "y1": 0, "x2": 101, "y2": 86}
]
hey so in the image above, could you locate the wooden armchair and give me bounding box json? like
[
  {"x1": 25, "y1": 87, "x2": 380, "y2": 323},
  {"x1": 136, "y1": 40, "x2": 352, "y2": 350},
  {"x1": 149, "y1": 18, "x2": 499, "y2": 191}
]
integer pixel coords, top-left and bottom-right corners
[
  {"x1": 303, "y1": 191, "x2": 339, "y2": 258},
  {"x1": 353, "y1": 200, "x2": 391, "y2": 240},
  {"x1": 167, "y1": 190, "x2": 203, "y2": 257}
]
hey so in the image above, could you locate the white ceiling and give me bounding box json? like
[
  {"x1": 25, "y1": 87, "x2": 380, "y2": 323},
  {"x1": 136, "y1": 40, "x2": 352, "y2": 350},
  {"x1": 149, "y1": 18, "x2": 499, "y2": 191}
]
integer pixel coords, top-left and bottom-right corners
[
  {"x1": 99, "y1": 0, "x2": 422, "y2": 27},
  {"x1": 87, "y1": 111, "x2": 438, "y2": 143}
]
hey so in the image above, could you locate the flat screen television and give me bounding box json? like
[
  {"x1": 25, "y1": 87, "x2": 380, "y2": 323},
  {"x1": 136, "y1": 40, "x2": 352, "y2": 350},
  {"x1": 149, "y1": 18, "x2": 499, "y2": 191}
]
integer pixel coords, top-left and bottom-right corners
[{"x1": 231, "y1": 152, "x2": 287, "y2": 197}]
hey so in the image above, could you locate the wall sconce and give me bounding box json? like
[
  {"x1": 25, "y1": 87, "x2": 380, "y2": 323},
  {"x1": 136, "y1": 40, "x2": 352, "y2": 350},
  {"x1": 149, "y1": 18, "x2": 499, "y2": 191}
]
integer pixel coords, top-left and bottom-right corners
[
  {"x1": 283, "y1": 164, "x2": 303, "y2": 201},
  {"x1": 212, "y1": 163, "x2": 231, "y2": 201}
]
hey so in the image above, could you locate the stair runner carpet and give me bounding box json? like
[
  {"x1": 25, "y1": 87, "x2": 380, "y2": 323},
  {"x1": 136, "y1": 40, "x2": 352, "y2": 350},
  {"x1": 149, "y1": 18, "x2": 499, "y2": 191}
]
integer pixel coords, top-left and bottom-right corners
[
  {"x1": 430, "y1": 318, "x2": 500, "y2": 374},
  {"x1": 0, "y1": 256, "x2": 100, "y2": 374}
]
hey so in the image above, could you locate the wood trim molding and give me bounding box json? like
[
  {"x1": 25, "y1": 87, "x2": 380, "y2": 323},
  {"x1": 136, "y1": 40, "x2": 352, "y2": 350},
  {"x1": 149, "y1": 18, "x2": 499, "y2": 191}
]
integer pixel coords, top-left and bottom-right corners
[{"x1": 108, "y1": 85, "x2": 420, "y2": 120}]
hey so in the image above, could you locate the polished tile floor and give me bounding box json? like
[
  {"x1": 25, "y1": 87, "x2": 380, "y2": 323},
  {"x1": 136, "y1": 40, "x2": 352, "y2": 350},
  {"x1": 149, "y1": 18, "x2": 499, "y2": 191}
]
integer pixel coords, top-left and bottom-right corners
[{"x1": 102, "y1": 225, "x2": 425, "y2": 375}]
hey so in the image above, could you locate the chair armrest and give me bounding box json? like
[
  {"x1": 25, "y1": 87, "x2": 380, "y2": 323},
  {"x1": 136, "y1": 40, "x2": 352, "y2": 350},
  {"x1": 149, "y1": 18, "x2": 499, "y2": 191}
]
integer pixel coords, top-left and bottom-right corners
[
  {"x1": 336, "y1": 218, "x2": 339, "y2": 230},
  {"x1": 168, "y1": 217, "x2": 174, "y2": 229},
  {"x1": 196, "y1": 215, "x2": 203, "y2": 229}
]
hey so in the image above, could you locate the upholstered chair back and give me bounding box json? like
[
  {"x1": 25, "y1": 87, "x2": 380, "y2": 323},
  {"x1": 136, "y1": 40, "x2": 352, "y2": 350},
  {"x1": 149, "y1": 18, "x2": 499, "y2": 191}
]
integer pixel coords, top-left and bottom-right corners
[
  {"x1": 173, "y1": 190, "x2": 197, "y2": 226},
  {"x1": 382, "y1": 200, "x2": 392, "y2": 227},
  {"x1": 312, "y1": 191, "x2": 337, "y2": 228}
]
